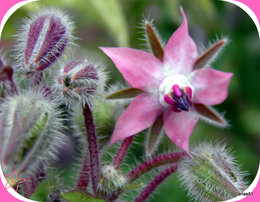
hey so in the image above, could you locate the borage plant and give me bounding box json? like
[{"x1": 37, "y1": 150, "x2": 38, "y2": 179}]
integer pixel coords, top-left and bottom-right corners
[{"x1": 0, "y1": 6, "x2": 249, "y2": 202}]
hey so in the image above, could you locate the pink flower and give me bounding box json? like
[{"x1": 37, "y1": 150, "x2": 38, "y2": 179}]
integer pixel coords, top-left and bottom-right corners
[{"x1": 100, "y1": 9, "x2": 232, "y2": 153}]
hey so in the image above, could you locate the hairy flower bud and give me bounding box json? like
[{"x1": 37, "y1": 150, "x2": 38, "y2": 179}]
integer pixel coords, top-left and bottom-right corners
[
  {"x1": 0, "y1": 50, "x2": 17, "y2": 98},
  {"x1": 178, "y1": 142, "x2": 247, "y2": 202},
  {"x1": 56, "y1": 57, "x2": 106, "y2": 108},
  {"x1": 98, "y1": 165, "x2": 127, "y2": 195},
  {"x1": 0, "y1": 91, "x2": 66, "y2": 177},
  {"x1": 14, "y1": 8, "x2": 74, "y2": 75}
]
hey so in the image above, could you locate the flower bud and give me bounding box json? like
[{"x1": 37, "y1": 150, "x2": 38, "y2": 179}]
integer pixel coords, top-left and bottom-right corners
[
  {"x1": 14, "y1": 8, "x2": 74, "y2": 75},
  {"x1": 0, "y1": 50, "x2": 17, "y2": 98},
  {"x1": 178, "y1": 142, "x2": 247, "y2": 202},
  {"x1": 98, "y1": 165, "x2": 127, "y2": 195},
  {"x1": 0, "y1": 91, "x2": 66, "y2": 177},
  {"x1": 56, "y1": 57, "x2": 106, "y2": 108}
]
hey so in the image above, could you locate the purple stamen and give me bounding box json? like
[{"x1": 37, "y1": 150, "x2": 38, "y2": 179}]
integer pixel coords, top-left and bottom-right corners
[{"x1": 165, "y1": 85, "x2": 193, "y2": 112}]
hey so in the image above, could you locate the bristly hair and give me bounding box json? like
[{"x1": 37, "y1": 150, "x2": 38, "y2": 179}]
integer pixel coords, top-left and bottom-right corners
[
  {"x1": 0, "y1": 89, "x2": 68, "y2": 177},
  {"x1": 137, "y1": 16, "x2": 166, "y2": 53},
  {"x1": 197, "y1": 36, "x2": 229, "y2": 68},
  {"x1": 12, "y1": 7, "x2": 76, "y2": 76},
  {"x1": 196, "y1": 105, "x2": 230, "y2": 128},
  {"x1": 53, "y1": 50, "x2": 108, "y2": 109},
  {"x1": 178, "y1": 141, "x2": 248, "y2": 202}
]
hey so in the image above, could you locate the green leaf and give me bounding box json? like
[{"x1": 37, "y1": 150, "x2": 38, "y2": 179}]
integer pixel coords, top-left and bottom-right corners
[
  {"x1": 106, "y1": 88, "x2": 143, "y2": 99},
  {"x1": 29, "y1": 179, "x2": 57, "y2": 201},
  {"x1": 61, "y1": 191, "x2": 105, "y2": 202}
]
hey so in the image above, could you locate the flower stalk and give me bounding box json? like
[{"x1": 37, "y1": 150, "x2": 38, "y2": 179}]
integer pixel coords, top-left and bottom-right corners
[
  {"x1": 135, "y1": 163, "x2": 178, "y2": 202},
  {"x1": 82, "y1": 103, "x2": 100, "y2": 195},
  {"x1": 77, "y1": 155, "x2": 90, "y2": 191},
  {"x1": 127, "y1": 152, "x2": 186, "y2": 183},
  {"x1": 113, "y1": 136, "x2": 134, "y2": 170}
]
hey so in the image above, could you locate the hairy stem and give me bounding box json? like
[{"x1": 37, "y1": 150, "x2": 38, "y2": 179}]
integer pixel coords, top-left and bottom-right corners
[
  {"x1": 82, "y1": 103, "x2": 100, "y2": 195},
  {"x1": 77, "y1": 155, "x2": 90, "y2": 191},
  {"x1": 135, "y1": 163, "x2": 178, "y2": 202},
  {"x1": 127, "y1": 152, "x2": 186, "y2": 183},
  {"x1": 113, "y1": 136, "x2": 134, "y2": 170}
]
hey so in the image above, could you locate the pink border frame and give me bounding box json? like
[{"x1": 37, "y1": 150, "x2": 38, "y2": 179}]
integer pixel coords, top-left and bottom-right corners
[{"x1": 0, "y1": 0, "x2": 259, "y2": 201}]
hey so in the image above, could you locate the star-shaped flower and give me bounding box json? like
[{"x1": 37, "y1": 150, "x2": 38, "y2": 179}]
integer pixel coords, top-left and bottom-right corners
[
  {"x1": 100, "y1": 8, "x2": 232, "y2": 153},
  {"x1": 4, "y1": 171, "x2": 26, "y2": 192}
]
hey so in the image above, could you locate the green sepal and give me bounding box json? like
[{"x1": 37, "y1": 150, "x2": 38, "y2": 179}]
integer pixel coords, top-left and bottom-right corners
[
  {"x1": 106, "y1": 88, "x2": 143, "y2": 99},
  {"x1": 146, "y1": 115, "x2": 163, "y2": 156},
  {"x1": 145, "y1": 22, "x2": 164, "y2": 61}
]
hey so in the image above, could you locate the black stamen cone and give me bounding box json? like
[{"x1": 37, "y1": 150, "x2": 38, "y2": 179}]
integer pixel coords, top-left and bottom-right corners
[{"x1": 171, "y1": 90, "x2": 191, "y2": 111}]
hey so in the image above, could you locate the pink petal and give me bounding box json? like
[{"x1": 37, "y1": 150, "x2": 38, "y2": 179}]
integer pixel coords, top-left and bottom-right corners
[
  {"x1": 163, "y1": 8, "x2": 197, "y2": 75},
  {"x1": 163, "y1": 110, "x2": 199, "y2": 153},
  {"x1": 100, "y1": 47, "x2": 164, "y2": 90},
  {"x1": 110, "y1": 93, "x2": 163, "y2": 145},
  {"x1": 190, "y1": 68, "x2": 233, "y2": 105}
]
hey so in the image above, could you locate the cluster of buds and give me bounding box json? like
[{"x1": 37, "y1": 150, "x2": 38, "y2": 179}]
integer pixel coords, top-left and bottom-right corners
[
  {"x1": 0, "y1": 91, "x2": 66, "y2": 177},
  {"x1": 178, "y1": 142, "x2": 247, "y2": 201}
]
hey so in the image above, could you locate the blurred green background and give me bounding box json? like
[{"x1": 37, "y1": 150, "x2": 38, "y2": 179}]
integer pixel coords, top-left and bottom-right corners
[{"x1": 1, "y1": 0, "x2": 259, "y2": 201}]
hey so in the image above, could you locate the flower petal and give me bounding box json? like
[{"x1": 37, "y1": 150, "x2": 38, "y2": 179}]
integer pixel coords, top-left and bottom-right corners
[
  {"x1": 110, "y1": 93, "x2": 163, "y2": 145},
  {"x1": 100, "y1": 47, "x2": 164, "y2": 90},
  {"x1": 163, "y1": 110, "x2": 199, "y2": 153},
  {"x1": 163, "y1": 8, "x2": 198, "y2": 75},
  {"x1": 190, "y1": 68, "x2": 233, "y2": 105}
]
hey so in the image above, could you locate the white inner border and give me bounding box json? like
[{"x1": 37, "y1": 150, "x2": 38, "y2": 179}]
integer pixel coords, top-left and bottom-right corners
[{"x1": 0, "y1": 0, "x2": 259, "y2": 201}]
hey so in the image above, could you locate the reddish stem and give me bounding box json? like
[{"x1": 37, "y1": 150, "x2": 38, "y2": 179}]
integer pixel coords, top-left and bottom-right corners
[
  {"x1": 127, "y1": 152, "x2": 186, "y2": 183},
  {"x1": 22, "y1": 176, "x2": 37, "y2": 198},
  {"x1": 82, "y1": 103, "x2": 100, "y2": 195},
  {"x1": 77, "y1": 155, "x2": 90, "y2": 191},
  {"x1": 113, "y1": 136, "x2": 134, "y2": 170},
  {"x1": 135, "y1": 164, "x2": 178, "y2": 202}
]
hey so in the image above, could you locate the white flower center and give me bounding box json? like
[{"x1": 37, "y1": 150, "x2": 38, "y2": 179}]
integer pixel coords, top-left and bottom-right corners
[{"x1": 159, "y1": 74, "x2": 194, "y2": 107}]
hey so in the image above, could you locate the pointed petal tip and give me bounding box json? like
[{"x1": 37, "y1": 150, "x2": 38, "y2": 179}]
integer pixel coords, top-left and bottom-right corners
[
  {"x1": 164, "y1": 111, "x2": 198, "y2": 156},
  {"x1": 99, "y1": 46, "x2": 108, "y2": 52},
  {"x1": 180, "y1": 6, "x2": 187, "y2": 23},
  {"x1": 109, "y1": 136, "x2": 118, "y2": 146},
  {"x1": 108, "y1": 140, "x2": 114, "y2": 146}
]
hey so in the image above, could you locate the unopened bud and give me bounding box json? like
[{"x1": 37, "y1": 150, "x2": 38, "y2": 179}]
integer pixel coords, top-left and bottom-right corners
[
  {"x1": 56, "y1": 57, "x2": 106, "y2": 108},
  {"x1": 178, "y1": 142, "x2": 247, "y2": 201},
  {"x1": 0, "y1": 91, "x2": 66, "y2": 177},
  {"x1": 0, "y1": 50, "x2": 17, "y2": 98},
  {"x1": 14, "y1": 8, "x2": 74, "y2": 75},
  {"x1": 98, "y1": 165, "x2": 127, "y2": 194}
]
